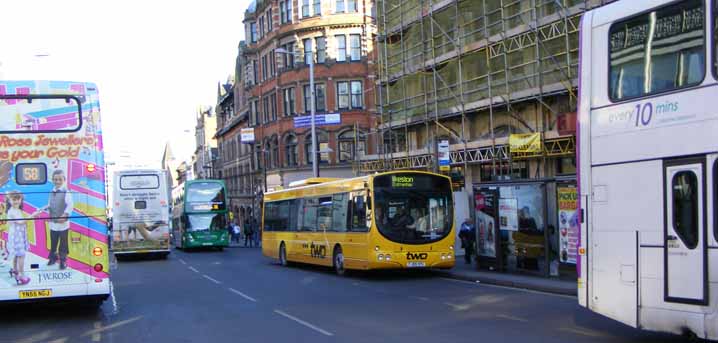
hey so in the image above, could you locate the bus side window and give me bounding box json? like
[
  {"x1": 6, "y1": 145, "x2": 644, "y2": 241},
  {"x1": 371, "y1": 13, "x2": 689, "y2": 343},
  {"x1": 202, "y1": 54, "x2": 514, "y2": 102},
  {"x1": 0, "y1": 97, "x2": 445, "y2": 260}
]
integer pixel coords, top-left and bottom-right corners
[
  {"x1": 302, "y1": 198, "x2": 318, "y2": 231},
  {"x1": 350, "y1": 191, "x2": 368, "y2": 232},
  {"x1": 331, "y1": 193, "x2": 349, "y2": 232}
]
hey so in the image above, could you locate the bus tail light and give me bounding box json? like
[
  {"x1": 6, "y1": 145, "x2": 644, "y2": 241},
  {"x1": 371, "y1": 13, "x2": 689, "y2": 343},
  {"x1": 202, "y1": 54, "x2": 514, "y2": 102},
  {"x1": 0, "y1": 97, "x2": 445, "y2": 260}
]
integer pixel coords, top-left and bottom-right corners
[
  {"x1": 86, "y1": 164, "x2": 96, "y2": 172},
  {"x1": 92, "y1": 247, "x2": 103, "y2": 256},
  {"x1": 94, "y1": 263, "x2": 103, "y2": 272}
]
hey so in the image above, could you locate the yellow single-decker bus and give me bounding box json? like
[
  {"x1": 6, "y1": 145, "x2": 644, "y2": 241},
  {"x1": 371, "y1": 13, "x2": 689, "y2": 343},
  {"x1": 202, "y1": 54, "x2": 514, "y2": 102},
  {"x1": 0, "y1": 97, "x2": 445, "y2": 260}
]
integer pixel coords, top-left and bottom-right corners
[{"x1": 262, "y1": 171, "x2": 455, "y2": 274}]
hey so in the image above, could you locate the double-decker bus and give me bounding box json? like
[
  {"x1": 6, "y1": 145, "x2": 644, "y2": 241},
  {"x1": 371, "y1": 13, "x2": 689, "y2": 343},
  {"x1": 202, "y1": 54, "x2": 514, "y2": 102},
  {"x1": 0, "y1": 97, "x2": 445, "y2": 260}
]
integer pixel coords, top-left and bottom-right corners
[
  {"x1": 578, "y1": 0, "x2": 716, "y2": 339},
  {"x1": 0, "y1": 80, "x2": 109, "y2": 305},
  {"x1": 111, "y1": 169, "x2": 171, "y2": 258},
  {"x1": 171, "y1": 179, "x2": 229, "y2": 250},
  {"x1": 262, "y1": 171, "x2": 454, "y2": 275}
]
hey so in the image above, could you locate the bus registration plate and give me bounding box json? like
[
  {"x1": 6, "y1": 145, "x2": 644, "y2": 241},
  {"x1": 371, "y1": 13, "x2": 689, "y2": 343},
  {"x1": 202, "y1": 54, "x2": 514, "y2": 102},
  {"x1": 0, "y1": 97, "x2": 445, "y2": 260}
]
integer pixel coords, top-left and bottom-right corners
[
  {"x1": 407, "y1": 262, "x2": 426, "y2": 268},
  {"x1": 19, "y1": 289, "x2": 52, "y2": 299}
]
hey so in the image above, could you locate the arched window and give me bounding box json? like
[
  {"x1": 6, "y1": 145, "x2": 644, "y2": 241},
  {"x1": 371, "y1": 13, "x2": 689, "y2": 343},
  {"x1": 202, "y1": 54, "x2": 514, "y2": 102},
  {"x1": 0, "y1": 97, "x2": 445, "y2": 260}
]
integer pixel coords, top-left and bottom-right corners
[
  {"x1": 304, "y1": 131, "x2": 329, "y2": 164},
  {"x1": 285, "y1": 134, "x2": 298, "y2": 167},
  {"x1": 338, "y1": 129, "x2": 366, "y2": 162},
  {"x1": 263, "y1": 139, "x2": 272, "y2": 170}
]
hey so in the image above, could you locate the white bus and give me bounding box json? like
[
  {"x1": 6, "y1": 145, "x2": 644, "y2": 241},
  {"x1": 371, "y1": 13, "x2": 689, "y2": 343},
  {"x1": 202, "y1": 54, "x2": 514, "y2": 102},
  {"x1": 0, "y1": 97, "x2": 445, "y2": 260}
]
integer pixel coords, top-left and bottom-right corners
[
  {"x1": 111, "y1": 169, "x2": 171, "y2": 258},
  {"x1": 578, "y1": 0, "x2": 717, "y2": 339}
]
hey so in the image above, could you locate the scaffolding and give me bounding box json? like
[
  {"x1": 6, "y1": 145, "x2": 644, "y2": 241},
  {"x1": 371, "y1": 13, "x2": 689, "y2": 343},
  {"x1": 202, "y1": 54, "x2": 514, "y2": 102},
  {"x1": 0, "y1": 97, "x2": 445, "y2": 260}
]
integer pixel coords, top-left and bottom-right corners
[{"x1": 361, "y1": 0, "x2": 616, "y2": 174}]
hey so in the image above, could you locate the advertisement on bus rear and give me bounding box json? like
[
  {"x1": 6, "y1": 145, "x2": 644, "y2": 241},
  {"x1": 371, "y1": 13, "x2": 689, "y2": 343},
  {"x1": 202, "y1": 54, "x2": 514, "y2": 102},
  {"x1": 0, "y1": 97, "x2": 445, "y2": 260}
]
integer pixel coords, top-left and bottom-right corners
[
  {"x1": 0, "y1": 81, "x2": 108, "y2": 293},
  {"x1": 112, "y1": 172, "x2": 170, "y2": 253}
]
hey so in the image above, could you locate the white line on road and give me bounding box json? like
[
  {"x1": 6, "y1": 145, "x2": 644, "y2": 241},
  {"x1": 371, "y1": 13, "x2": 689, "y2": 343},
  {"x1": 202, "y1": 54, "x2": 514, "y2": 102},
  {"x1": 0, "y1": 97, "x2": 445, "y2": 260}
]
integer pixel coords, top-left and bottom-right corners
[
  {"x1": 439, "y1": 277, "x2": 575, "y2": 299},
  {"x1": 188, "y1": 266, "x2": 199, "y2": 273},
  {"x1": 558, "y1": 327, "x2": 611, "y2": 338},
  {"x1": 81, "y1": 316, "x2": 143, "y2": 337},
  {"x1": 92, "y1": 322, "x2": 102, "y2": 342},
  {"x1": 179, "y1": 259, "x2": 187, "y2": 265},
  {"x1": 229, "y1": 288, "x2": 258, "y2": 302},
  {"x1": 496, "y1": 314, "x2": 529, "y2": 322},
  {"x1": 203, "y1": 274, "x2": 221, "y2": 284},
  {"x1": 274, "y1": 310, "x2": 334, "y2": 336}
]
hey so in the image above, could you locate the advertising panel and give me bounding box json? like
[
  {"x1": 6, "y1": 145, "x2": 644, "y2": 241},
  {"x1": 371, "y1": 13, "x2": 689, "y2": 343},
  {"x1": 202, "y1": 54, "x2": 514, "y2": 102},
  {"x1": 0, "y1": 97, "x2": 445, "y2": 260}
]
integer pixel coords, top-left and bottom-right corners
[
  {"x1": 557, "y1": 186, "x2": 579, "y2": 264},
  {"x1": 509, "y1": 133, "x2": 542, "y2": 153}
]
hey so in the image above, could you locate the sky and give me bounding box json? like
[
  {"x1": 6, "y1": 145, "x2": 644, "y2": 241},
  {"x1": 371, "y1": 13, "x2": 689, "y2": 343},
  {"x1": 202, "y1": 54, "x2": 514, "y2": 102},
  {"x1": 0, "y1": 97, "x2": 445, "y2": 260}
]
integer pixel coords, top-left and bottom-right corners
[{"x1": 0, "y1": 0, "x2": 249, "y2": 166}]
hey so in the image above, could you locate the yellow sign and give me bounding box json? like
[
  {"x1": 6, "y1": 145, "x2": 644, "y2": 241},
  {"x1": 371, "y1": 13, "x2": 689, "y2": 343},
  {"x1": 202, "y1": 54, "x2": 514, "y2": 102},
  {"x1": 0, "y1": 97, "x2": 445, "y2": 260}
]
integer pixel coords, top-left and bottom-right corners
[
  {"x1": 19, "y1": 289, "x2": 52, "y2": 299},
  {"x1": 509, "y1": 133, "x2": 542, "y2": 153}
]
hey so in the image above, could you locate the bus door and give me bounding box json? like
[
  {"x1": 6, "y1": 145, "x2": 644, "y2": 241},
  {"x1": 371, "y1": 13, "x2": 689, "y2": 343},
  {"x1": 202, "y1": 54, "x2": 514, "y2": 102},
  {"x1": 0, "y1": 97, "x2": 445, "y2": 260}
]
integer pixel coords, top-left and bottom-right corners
[{"x1": 664, "y1": 157, "x2": 708, "y2": 305}]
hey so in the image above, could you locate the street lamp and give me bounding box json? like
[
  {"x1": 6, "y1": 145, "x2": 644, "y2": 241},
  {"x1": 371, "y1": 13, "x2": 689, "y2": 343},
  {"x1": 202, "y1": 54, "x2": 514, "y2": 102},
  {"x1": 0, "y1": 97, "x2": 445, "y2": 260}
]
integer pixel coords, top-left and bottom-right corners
[{"x1": 275, "y1": 47, "x2": 318, "y2": 178}]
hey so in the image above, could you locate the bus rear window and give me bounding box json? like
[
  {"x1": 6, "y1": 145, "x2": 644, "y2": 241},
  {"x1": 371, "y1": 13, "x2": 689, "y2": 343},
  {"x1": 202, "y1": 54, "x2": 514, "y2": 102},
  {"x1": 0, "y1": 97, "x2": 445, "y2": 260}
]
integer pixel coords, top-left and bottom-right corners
[
  {"x1": 120, "y1": 174, "x2": 160, "y2": 190},
  {"x1": 609, "y1": 0, "x2": 705, "y2": 101},
  {"x1": 0, "y1": 96, "x2": 81, "y2": 133}
]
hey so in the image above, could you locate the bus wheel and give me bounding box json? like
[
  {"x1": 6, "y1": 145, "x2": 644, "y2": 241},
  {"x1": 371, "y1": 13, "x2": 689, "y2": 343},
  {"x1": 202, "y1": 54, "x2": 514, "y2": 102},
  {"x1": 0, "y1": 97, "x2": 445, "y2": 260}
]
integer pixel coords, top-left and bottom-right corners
[
  {"x1": 333, "y1": 246, "x2": 345, "y2": 276},
  {"x1": 279, "y1": 243, "x2": 288, "y2": 266}
]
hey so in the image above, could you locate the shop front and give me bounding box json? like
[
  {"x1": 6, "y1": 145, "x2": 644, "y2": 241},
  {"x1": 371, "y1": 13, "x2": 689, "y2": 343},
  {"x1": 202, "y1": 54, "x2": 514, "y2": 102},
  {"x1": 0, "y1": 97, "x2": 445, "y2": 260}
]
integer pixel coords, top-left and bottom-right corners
[{"x1": 473, "y1": 177, "x2": 578, "y2": 279}]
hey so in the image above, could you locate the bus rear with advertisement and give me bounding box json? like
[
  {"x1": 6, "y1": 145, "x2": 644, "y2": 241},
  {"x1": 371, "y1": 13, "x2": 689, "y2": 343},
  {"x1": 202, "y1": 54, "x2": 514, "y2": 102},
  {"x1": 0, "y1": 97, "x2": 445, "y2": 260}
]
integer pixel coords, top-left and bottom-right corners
[
  {"x1": 111, "y1": 169, "x2": 171, "y2": 257},
  {"x1": 0, "y1": 80, "x2": 109, "y2": 305}
]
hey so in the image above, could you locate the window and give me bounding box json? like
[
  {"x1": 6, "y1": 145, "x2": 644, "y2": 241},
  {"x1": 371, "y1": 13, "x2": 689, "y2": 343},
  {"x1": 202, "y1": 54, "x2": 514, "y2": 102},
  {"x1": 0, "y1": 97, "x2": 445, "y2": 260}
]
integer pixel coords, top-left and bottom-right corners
[
  {"x1": 303, "y1": 38, "x2": 313, "y2": 65},
  {"x1": 283, "y1": 43, "x2": 295, "y2": 69},
  {"x1": 264, "y1": 200, "x2": 299, "y2": 232},
  {"x1": 250, "y1": 22, "x2": 257, "y2": 43},
  {"x1": 302, "y1": 0, "x2": 310, "y2": 17},
  {"x1": 336, "y1": 0, "x2": 345, "y2": 13},
  {"x1": 349, "y1": 191, "x2": 368, "y2": 231},
  {"x1": 263, "y1": 97, "x2": 270, "y2": 123},
  {"x1": 317, "y1": 196, "x2": 333, "y2": 231},
  {"x1": 264, "y1": 140, "x2": 272, "y2": 169},
  {"x1": 252, "y1": 100, "x2": 260, "y2": 126},
  {"x1": 303, "y1": 84, "x2": 326, "y2": 113},
  {"x1": 267, "y1": 8, "x2": 273, "y2": 31},
  {"x1": 252, "y1": 60, "x2": 258, "y2": 85},
  {"x1": 305, "y1": 131, "x2": 329, "y2": 164},
  {"x1": 259, "y1": 16, "x2": 265, "y2": 39},
  {"x1": 269, "y1": 50, "x2": 276, "y2": 76},
  {"x1": 254, "y1": 144, "x2": 263, "y2": 170},
  {"x1": 331, "y1": 193, "x2": 349, "y2": 232},
  {"x1": 336, "y1": 35, "x2": 347, "y2": 62},
  {"x1": 609, "y1": 0, "x2": 704, "y2": 101},
  {"x1": 270, "y1": 93, "x2": 277, "y2": 121},
  {"x1": 313, "y1": 0, "x2": 321, "y2": 16},
  {"x1": 316, "y1": 37, "x2": 326, "y2": 63},
  {"x1": 714, "y1": 159, "x2": 717, "y2": 243},
  {"x1": 285, "y1": 135, "x2": 298, "y2": 167},
  {"x1": 338, "y1": 130, "x2": 365, "y2": 162},
  {"x1": 271, "y1": 136, "x2": 279, "y2": 169},
  {"x1": 672, "y1": 171, "x2": 699, "y2": 249},
  {"x1": 301, "y1": 198, "x2": 318, "y2": 231},
  {"x1": 348, "y1": 0, "x2": 357, "y2": 12},
  {"x1": 337, "y1": 81, "x2": 350, "y2": 110},
  {"x1": 280, "y1": 0, "x2": 292, "y2": 24},
  {"x1": 283, "y1": 88, "x2": 295, "y2": 116},
  {"x1": 350, "y1": 34, "x2": 361, "y2": 61},
  {"x1": 261, "y1": 54, "x2": 268, "y2": 81},
  {"x1": 351, "y1": 81, "x2": 363, "y2": 109}
]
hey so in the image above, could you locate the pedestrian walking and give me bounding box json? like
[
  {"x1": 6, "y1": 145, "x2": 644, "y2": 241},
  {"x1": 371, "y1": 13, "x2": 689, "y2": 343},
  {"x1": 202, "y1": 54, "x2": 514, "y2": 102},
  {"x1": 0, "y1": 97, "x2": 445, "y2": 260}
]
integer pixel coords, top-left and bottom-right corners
[
  {"x1": 459, "y1": 218, "x2": 476, "y2": 264},
  {"x1": 244, "y1": 220, "x2": 254, "y2": 247},
  {"x1": 232, "y1": 221, "x2": 241, "y2": 244}
]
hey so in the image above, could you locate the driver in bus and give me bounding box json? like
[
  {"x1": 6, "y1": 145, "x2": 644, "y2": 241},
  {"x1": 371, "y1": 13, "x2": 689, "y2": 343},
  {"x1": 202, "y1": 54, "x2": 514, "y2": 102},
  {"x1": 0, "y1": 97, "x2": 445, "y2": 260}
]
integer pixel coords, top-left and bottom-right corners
[{"x1": 391, "y1": 207, "x2": 415, "y2": 232}]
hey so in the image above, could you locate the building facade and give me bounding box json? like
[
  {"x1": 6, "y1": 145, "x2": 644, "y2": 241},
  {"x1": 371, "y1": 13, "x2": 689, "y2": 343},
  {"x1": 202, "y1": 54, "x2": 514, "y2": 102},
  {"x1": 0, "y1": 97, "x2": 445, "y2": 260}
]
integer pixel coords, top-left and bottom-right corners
[
  {"x1": 239, "y1": 0, "x2": 378, "y2": 193},
  {"x1": 366, "y1": 0, "x2": 616, "y2": 278},
  {"x1": 192, "y1": 106, "x2": 218, "y2": 179}
]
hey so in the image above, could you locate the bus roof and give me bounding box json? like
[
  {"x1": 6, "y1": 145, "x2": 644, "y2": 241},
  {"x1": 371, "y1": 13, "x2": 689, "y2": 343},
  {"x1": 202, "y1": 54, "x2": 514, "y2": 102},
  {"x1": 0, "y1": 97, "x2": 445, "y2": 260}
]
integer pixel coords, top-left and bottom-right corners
[{"x1": 287, "y1": 178, "x2": 341, "y2": 188}]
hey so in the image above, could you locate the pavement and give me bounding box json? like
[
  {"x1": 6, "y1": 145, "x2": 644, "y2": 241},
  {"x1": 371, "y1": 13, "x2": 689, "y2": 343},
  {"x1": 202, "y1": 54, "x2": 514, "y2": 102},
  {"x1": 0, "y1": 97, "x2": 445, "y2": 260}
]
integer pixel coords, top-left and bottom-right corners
[
  {"x1": 0, "y1": 247, "x2": 684, "y2": 342},
  {"x1": 437, "y1": 259, "x2": 578, "y2": 297}
]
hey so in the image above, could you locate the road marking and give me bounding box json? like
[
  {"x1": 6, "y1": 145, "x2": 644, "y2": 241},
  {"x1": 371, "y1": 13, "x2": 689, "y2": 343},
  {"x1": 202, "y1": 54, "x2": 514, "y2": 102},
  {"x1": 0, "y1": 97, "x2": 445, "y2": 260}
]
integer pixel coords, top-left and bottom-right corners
[
  {"x1": 92, "y1": 322, "x2": 102, "y2": 342},
  {"x1": 81, "y1": 316, "x2": 142, "y2": 337},
  {"x1": 203, "y1": 274, "x2": 221, "y2": 284},
  {"x1": 558, "y1": 327, "x2": 611, "y2": 338},
  {"x1": 47, "y1": 338, "x2": 68, "y2": 343},
  {"x1": 188, "y1": 266, "x2": 199, "y2": 273},
  {"x1": 496, "y1": 314, "x2": 528, "y2": 322},
  {"x1": 179, "y1": 259, "x2": 187, "y2": 265},
  {"x1": 229, "y1": 288, "x2": 257, "y2": 302},
  {"x1": 274, "y1": 310, "x2": 334, "y2": 336},
  {"x1": 439, "y1": 277, "x2": 575, "y2": 299}
]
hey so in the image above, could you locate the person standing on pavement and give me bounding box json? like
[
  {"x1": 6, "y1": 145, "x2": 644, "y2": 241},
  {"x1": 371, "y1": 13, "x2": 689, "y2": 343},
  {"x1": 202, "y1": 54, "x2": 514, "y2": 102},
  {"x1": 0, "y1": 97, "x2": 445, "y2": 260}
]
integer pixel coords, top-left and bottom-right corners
[
  {"x1": 459, "y1": 218, "x2": 476, "y2": 264},
  {"x1": 244, "y1": 219, "x2": 254, "y2": 247}
]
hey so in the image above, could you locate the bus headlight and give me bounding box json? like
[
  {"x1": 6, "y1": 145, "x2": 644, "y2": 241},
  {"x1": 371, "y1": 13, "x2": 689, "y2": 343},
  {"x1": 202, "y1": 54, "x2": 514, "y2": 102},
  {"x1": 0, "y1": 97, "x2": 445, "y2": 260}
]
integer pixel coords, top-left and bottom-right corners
[
  {"x1": 374, "y1": 246, "x2": 380, "y2": 251},
  {"x1": 441, "y1": 254, "x2": 446, "y2": 260},
  {"x1": 449, "y1": 245, "x2": 454, "y2": 250},
  {"x1": 385, "y1": 254, "x2": 391, "y2": 261},
  {"x1": 378, "y1": 254, "x2": 384, "y2": 261}
]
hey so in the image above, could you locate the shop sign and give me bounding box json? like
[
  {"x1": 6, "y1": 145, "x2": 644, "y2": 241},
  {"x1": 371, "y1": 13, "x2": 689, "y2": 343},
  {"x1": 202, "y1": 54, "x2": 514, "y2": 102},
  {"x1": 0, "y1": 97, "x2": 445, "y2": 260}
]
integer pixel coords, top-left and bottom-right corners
[
  {"x1": 498, "y1": 198, "x2": 518, "y2": 231},
  {"x1": 240, "y1": 128, "x2": 255, "y2": 143},
  {"x1": 438, "y1": 139, "x2": 450, "y2": 172},
  {"x1": 557, "y1": 186, "x2": 579, "y2": 264},
  {"x1": 509, "y1": 133, "x2": 542, "y2": 153}
]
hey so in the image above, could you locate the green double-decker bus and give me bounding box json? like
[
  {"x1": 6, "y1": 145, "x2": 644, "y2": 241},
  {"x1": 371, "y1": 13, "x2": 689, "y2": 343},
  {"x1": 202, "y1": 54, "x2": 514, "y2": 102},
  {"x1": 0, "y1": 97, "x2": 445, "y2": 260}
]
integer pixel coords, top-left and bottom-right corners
[{"x1": 171, "y1": 180, "x2": 230, "y2": 250}]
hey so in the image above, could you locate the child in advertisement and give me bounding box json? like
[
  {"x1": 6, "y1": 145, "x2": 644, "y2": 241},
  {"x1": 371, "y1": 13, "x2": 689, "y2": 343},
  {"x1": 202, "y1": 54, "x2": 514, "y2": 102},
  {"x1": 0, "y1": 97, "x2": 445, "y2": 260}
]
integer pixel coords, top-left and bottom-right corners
[
  {"x1": 7, "y1": 191, "x2": 30, "y2": 285},
  {"x1": 0, "y1": 202, "x2": 9, "y2": 266},
  {"x1": 32, "y1": 169, "x2": 74, "y2": 270}
]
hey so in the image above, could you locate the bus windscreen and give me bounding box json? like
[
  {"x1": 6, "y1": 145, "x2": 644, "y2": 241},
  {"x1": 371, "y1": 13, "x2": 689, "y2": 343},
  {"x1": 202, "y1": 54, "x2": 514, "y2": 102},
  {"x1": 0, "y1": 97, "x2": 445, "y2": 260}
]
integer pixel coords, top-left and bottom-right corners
[
  {"x1": 186, "y1": 182, "x2": 225, "y2": 211},
  {"x1": 373, "y1": 173, "x2": 453, "y2": 244}
]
